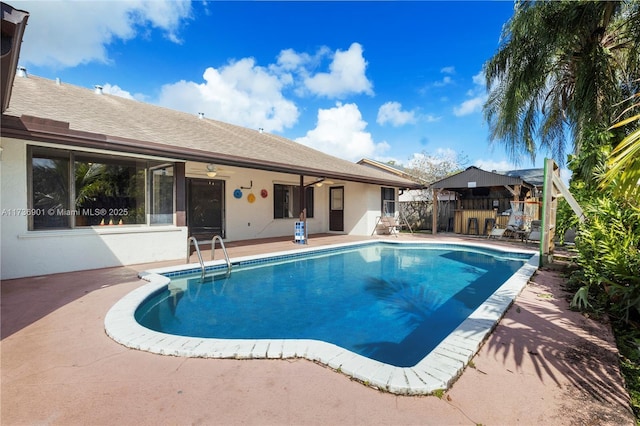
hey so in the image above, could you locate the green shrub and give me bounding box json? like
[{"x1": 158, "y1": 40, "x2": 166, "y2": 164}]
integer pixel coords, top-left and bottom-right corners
[{"x1": 570, "y1": 197, "x2": 640, "y2": 322}]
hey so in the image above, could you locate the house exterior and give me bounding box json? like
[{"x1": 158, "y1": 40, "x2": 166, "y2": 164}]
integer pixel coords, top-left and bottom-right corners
[
  {"x1": 0, "y1": 73, "x2": 419, "y2": 279},
  {"x1": 1, "y1": 72, "x2": 418, "y2": 279}
]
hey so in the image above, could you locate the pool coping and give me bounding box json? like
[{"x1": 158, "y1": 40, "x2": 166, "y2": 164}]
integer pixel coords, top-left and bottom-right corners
[{"x1": 104, "y1": 240, "x2": 539, "y2": 395}]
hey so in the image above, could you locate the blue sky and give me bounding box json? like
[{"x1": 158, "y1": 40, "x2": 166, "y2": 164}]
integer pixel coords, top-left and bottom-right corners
[{"x1": 13, "y1": 0, "x2": 548, "y2": 172}]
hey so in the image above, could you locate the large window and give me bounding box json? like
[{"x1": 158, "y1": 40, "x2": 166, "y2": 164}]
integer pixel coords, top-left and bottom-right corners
[
  {"x1": 31, "y1": 149, "x2": 71, "y2": 229},
  {"x1": 150, "y1": 165, "x2": 174, "y2": 224},
  {"x1": 29, "y1": 146, "x2": 174, "y2": 229},
  {"x1": 73, "y1": 154, "x2": 146, "y2": 226},
  {"x1": 381, "y1": 187, "x2": 396, "y2": 217},
  {"x1": 273, "y1": 184, "x2": 314, "y2": 219}
]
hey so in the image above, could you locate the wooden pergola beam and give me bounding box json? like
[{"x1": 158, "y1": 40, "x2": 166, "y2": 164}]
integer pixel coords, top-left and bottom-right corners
[
  {"x1": 503, "y1": 185, "x2": 518, "y2": 197},
  {"x1": 540, "y1": 158, "x2": 585, "y2": 265},
  {"x1": 432, "y1": 188, "x2": 440, "y2": 234}
]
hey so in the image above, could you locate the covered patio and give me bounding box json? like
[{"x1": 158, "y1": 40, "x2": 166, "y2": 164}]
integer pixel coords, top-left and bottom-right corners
[
  {"x1": 1, "y1": 233, "x2": 633, "y2": 425},
  {"x1": 430, "y1": 167, "x2": 542, "y2": 236}
]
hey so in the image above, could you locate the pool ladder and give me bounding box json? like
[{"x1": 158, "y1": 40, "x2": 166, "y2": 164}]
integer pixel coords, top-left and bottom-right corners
[{"x1": 187, "y1": 235, "x2": 232, "y2": 278}]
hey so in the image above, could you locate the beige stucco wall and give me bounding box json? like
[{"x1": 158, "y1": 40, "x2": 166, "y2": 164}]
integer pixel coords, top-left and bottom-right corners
[
  {"x1": 184, "y1": 163, "x2": 390, "y2": 240},
  {"x1": 0, "y1": 138, "x2": 187, "y2": 279},
  {"x1": 1, "y1": 139, "x2": 392, "y2": 279},
  {"x1": 186, "y1": 164, "x2": 329, "y2": 241}
]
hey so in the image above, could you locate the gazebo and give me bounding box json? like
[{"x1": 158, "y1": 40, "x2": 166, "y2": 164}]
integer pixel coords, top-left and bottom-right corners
[{"x1": 429, "y1": 166, "x2": 542, "y2": 235}]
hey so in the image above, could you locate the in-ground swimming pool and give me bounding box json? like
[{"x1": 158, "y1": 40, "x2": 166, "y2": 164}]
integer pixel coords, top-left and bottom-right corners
[
  {"x1": 136, "y1": 244, "x2": 529, "y2": 367},
  {"x1": 105, "y1": 240, "x2": 538, "y2": 395}
]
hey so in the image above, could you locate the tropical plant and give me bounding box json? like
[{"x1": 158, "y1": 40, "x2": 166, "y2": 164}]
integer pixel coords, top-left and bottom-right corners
[
  {"x1": 570, "y1": 197, "x2": 640, "y2": 322},
  {"x1": 32, "y1": 158, "x2": 69, "y2": 212},
  {"x1": 486, "y1": 2, "x2": 640, "y2": 418},
  {"x1": 600, "y1": 90, "x2": 640, "y2": 205},
  {"x1": 74, "y1": 161, "x2": 146, "y2": 225},
  {"x1": 74, "y1": 162, "x2": 110, "y2": 205},
  {"x1": 484, "y1": 0, "x2": 640, "y2": 179}
]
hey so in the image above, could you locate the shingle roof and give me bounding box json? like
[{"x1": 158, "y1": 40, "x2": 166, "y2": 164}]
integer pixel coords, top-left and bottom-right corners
[
  {"x1": 2, "y1": 75, "x2": 420, "y2": 188},
  {"x1": 357, "y1": 158, "x2": 410, "y2": 176},
  {"x1": 498, "y1": 168, "x2": 545, "y2": 187}
]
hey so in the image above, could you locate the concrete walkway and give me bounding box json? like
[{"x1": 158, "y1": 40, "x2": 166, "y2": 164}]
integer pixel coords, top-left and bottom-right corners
[{"x1": 1, "y1": 234, "x2": 635, "y2": 425}]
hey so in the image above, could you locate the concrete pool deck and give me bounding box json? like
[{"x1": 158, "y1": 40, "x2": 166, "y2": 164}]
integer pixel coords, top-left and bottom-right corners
[
  {"x1": 107, "y1": 238, "x2": 539, "y2": 396},
  {"x1": 1, "y1": 233, "x2": 635, "y2": 425}
]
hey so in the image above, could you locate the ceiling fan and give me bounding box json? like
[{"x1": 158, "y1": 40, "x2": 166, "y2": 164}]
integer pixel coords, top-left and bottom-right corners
[
  {"x1": 206, "y1": 164, "x2": 236, "y2": 177},
  {"x1": 304, "y1": 177, "x2": 335, "y2": 187}
]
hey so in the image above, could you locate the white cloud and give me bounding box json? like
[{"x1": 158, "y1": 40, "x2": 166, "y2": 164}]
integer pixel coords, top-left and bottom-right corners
[
  {"x1": 433, "y1": 76, "x2": 453, "y2": 87},
  {"x1": 273, "y1": 47, "x2": 318, "y2": 73},
  {"x1": 472, "y1": 70, "x2": 485, "y2": 86},
  {"x1": 407, "y1": 148, "x2": 460, "y2": 166},
  {"x1": 134, "y1": 1, "x2": 191, "y2": 44},
  {"x1": 434, "y1": 147, "x2": 459, "y2": 158},
  {"x1": 15, "y1": 0, "x2": 192, "y2": 68},
  {"x1": 473, "y1": 159, "x2": 516, "y2": 172},
  {"x1": 453, "y1": 69, "x2": 487, "y2": 116},
  {"x1": 270, "y1": 43, "x2": 372, "y2": 99},
  {"x1": 304, "y1": 43, "x2": 374, "y2": 98},
  {"x1": 137, "y1": 41, "x2": 374, "y2": 133},
  {"x1": 431, "y1": 66, "x2": 456, "y2": 87},
  {"x1": 270, "y1": 46, "x2": 330, "y2": 96},
  {"x1": 453, "y1": 97, "x2": 485, "y2": 116},
  {"x1": 157, "y1": 58, "x2": 299, "y2": 132},
  {"x1": 101, "y1": 83, "x2": 135, "y2": 100},
  {"x1": 296, "y1": 103, "x2": 389, "y2": 161},
  {"x1": 377, "y1": 101, "x2": 417, "y2": 126}
]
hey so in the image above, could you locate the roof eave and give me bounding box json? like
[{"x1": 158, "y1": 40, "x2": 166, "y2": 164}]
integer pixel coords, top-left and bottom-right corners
[
  {"x1": 0, "y1": 3, "x2": 29, "y2": 113},
  {"x1": 1, "y1": 114, "x2": 421, "y2": 189}
]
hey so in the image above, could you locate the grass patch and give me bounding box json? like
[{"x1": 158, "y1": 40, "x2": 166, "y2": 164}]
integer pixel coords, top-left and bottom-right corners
[{"x1": 432, "y1": 389, "x2": 445, "y2": 399}]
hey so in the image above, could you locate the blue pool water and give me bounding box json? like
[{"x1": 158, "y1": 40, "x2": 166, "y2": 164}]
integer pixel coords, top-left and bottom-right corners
[{"x1": 135, "y1": 243, "x2": 528, "y2": 367}]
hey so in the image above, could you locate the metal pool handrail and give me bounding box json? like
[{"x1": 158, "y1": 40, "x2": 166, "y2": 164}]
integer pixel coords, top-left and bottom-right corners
[
  {"x1": 187, "y1": 236, "x2": 206, "y2": 279},
  {"x1": 187, "y1": 236, "x2": 232, "y2": 280},
  {"x1": 211, "y1": 235, "x2": 232, "y2": 272}
]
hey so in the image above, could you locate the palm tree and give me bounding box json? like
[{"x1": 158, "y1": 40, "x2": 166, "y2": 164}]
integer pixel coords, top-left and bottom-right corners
[
  {"x1": 484, "y1": 0, "x2": 640, "y2": 180},
  {"x1": 600, "y1": 90, "x2": 640, "y2": 204}
]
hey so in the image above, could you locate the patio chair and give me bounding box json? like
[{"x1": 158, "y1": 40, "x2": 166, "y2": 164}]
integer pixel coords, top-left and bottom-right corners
[
  {"x1": 487, "y1": 225, "x2": 507, "y2": 239},
  {"x1": 487, "y1": 223, "x2": 521, "y2": 239},
  {"x1": 502, "y1": 223, "x2": 524, "y2": 239},
  {"x1": 380, "y1": 215, "x2": 402, "y2": 237},
  {"x1": 487, "y1": 210, "x2": 524, "y2": 240},
  {"x1": 526, "y1": 220, "x2": 542, "y2": 244}
]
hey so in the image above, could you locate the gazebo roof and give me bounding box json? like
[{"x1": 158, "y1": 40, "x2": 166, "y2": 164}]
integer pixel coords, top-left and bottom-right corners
[
  {"x1": 498, "y1": 168, "x2": 545, "y2": 187},
  {"x1": 430, "y1": 166, "x2": 535, "y2": 191}
]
